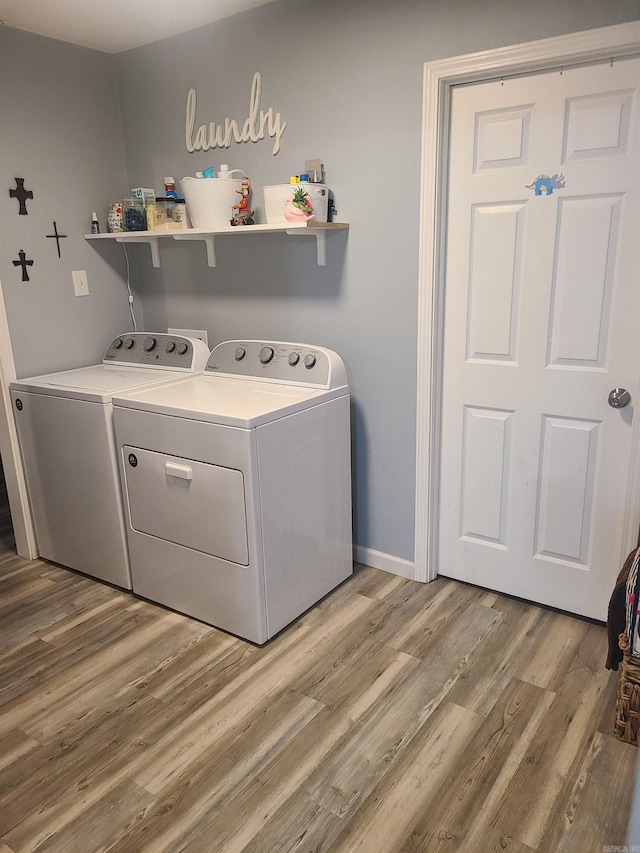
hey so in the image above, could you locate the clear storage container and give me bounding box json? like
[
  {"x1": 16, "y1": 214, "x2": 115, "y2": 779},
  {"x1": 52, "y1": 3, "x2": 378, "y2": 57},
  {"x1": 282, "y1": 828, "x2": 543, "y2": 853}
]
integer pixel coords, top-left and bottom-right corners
[{"x1": 122, "y1": 198, "x2": 146, "y2": 232}]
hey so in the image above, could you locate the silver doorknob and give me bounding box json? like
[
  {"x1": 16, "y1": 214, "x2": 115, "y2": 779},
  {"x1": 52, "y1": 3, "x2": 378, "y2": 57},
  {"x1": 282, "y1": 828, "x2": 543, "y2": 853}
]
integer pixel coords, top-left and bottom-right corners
[{"x1": 608, "y1": 388, "x2": 631, "y2": 408}]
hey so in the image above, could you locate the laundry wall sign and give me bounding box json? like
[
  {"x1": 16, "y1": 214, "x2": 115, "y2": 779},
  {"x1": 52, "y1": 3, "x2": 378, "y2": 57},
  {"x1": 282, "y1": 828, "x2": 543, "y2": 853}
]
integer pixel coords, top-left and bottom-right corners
[
  {"x1": 185, "y1": 72, "x2": 287, "y2": 156},
  {"x1": 525, "y1": 173, "x2": 566, "y2": 196}
]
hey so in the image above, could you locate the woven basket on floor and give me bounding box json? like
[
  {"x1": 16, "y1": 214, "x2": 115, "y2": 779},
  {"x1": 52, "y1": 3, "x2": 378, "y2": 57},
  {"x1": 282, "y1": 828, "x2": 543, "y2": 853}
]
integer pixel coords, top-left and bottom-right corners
[{"x1": 614, "y1": 632, "x2": 640, "y2": 745}]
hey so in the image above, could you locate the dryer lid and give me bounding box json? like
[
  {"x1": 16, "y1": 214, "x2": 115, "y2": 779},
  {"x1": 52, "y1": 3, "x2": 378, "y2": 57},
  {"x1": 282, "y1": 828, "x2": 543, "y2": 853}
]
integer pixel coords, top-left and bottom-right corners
[{"x1": 112, "y1": 375, "x2": 346, "y2": 427}]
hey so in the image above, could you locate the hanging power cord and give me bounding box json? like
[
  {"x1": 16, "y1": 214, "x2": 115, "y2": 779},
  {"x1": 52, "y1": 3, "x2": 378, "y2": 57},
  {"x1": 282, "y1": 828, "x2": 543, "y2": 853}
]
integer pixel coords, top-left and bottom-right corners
[{"x1": 122, "y1": 243, "x2": 137, "y2": 331}]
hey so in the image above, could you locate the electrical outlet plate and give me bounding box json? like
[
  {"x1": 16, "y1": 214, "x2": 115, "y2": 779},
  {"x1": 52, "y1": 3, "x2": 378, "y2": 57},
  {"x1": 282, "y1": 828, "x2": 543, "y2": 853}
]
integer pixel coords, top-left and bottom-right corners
[
  {"x1": 168, "y1": 328, "x2": 208, "y2": 347},
  {"x1": 72, "y1": 270, "x2": 89, "y2": 296}
]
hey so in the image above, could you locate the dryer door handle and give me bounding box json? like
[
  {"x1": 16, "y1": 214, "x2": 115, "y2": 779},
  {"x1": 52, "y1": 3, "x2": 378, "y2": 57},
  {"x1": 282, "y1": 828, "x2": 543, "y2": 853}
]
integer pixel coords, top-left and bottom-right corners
[{"x1": 165, "y1": 462, "x2": 193, "y2": 481}]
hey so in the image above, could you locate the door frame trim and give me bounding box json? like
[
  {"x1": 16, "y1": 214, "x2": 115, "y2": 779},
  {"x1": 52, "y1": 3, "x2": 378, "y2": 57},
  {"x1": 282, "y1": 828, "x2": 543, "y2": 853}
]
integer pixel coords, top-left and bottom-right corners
[
  {"x1": 0, "y1": 275, "x2": 37, "y2": 559},
  {"x1": 415, "y1": 21, "x2": 640, "y2": 582}
]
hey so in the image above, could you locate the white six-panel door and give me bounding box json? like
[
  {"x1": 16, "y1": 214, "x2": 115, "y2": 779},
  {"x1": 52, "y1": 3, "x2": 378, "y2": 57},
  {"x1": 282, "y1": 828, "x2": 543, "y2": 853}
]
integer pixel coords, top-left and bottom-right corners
[{"x1": 438, "y1": 57, "x2": 640, "y2": 620}]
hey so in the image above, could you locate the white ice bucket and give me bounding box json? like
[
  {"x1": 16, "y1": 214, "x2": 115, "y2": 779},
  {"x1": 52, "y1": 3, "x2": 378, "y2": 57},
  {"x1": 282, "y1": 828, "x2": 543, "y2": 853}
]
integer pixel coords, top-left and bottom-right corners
[{"x1": 180, "y1": 176, "x2": 243, "y2": 229}]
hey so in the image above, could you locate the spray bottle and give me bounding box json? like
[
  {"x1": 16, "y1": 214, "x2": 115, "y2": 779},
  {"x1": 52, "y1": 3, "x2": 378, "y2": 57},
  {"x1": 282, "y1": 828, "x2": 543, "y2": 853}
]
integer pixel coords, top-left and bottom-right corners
[{"x1": 164, "y1": 177, "x2": 179, "y2": 200}]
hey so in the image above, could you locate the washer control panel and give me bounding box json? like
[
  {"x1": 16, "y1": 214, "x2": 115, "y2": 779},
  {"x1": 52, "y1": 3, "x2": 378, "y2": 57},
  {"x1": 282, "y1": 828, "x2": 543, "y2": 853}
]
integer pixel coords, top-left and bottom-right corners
[
  {"x1": 205, "y1": 340, "x2": 346, "y2": 388},
  {"x1": 103, "y1": 333, "x2": 207, "y2": 370}
]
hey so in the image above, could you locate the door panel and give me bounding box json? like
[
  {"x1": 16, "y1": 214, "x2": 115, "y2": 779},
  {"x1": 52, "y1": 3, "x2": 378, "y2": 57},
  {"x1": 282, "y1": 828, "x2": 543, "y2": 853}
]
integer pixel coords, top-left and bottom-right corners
[
  {"x1": 534, "y1": 415, "x2": 599, "y2": 564},
  {"x1": 548, "y1": 194, "x2": 621, "y2": 367},
  {"x1": 460, "y1": 406, "x2": 513, "y2": 547},
  {"x1": 438, "y1": 58, "x2": 640, "y2": 619},
  {"x1": 467, "y1": 203, "x2": 524, "y2": 361}
]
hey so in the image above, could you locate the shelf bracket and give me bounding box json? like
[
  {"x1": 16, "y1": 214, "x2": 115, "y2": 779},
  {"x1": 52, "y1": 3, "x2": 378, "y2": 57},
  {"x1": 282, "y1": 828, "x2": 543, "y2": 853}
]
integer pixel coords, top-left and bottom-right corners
[
  {"x1": 286, "y1": 228, "x2": 327, "y2": 266},
  {"x1": 173, "y1": 234, "x2": 217, "y2": 267},
  {"x1": 115, "y1": 235, "x2": 160, "y2": 268}
]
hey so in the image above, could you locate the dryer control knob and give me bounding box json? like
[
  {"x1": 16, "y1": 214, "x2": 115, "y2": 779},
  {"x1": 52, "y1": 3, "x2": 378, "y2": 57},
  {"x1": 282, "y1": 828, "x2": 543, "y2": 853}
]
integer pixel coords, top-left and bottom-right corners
[
  {"x1": 259, "y1": 346, "x2": 275, "y2": 364},
  {"x1": 113, "y1": 338, "x2": 123, "y2": 349},
  {"x1": 304, "y1": 353, "x2": 317, "y2": 369},
  {"x1": 143, "y1": 337, "x2": 157, "y2": 352},
  {"x1": 288, "y1": 352, "x2": 300, "y2": 366},
  {"x1": 235, "y1": 347, "x2": 246, "y2": 361},
  {"x1": 124, "y1": 338, "x2": 135, "y2": 349},
  {"x1": 165, "y1": 341, "x2": 176, "y2": 353},
  {"x1": 177, "y1": 342, "x2": 188, "y2": 355}
]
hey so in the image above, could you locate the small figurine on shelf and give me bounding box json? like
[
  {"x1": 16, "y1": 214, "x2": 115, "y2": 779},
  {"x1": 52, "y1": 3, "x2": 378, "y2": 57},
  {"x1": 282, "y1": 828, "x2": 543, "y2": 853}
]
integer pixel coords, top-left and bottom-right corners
[
  {"x1": 230, "y1": 177, "x2": 255, "y2": 226},
  {"x1": 284, "y1": 186, "x2": 315, "y2": 222}
]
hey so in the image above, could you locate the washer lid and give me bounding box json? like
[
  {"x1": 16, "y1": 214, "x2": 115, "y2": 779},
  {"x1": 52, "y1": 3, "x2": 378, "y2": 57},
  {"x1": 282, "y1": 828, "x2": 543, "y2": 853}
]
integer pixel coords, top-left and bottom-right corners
[
  {"x1": 10, "y1": 365, "x2": 189, "y2": 403},
  {"x1": 113, "y1": 375, "x2": 346, "y2": 427}
]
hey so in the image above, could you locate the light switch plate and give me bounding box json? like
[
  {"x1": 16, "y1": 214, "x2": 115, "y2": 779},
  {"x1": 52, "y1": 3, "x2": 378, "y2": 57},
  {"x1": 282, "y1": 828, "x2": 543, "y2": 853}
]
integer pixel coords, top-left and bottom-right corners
[
  {"x1": 168, "y1": 328, "x2": 209, "y2": 347},
  {"x1": 72, "y1": 270, "x2": 89, "y2": 296}
]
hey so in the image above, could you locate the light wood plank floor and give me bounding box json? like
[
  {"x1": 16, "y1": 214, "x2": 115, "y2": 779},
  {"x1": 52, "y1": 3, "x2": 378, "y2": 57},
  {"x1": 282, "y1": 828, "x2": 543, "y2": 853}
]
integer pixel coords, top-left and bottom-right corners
[{"x1": 0, "y1": 469, "x2": 636, "y2": 852}]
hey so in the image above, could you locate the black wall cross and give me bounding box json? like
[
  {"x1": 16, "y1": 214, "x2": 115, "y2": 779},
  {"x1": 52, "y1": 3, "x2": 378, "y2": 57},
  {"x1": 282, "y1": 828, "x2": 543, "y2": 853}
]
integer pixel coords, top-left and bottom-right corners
[
  {"x1": 9, "y1": 178, "x2": 33, "y2": 215},
  {"x1": 13, "y1": 250, "x2": 34, "y2": 282},
  {"x1": 46, "y1": 221, "x2": 68, "y2": 258}
]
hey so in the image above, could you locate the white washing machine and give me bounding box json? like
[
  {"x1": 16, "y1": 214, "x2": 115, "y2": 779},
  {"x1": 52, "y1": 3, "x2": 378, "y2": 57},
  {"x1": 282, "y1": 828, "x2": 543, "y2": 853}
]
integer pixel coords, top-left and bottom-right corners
[
  {"x1": 10, "y1": 333, "x2": 210, "y2": 589},
  {"x1": 112, "y1": 339, "x2": 353, "y2": 644}
]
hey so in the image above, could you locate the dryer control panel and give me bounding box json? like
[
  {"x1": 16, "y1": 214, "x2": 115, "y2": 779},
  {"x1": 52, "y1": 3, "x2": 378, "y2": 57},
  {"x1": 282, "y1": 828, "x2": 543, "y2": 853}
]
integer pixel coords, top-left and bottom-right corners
[
  {"x1": 103, "y1": 333, "x2": 209, "y2": 371},
  {"x1": 205, "y1": 340, "x2": 347, "y2": 389}
]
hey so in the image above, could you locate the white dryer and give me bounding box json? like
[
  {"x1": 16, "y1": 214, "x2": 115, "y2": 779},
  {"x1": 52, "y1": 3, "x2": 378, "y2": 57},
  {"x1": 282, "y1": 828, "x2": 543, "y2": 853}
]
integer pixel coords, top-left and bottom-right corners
[
  {"x1": 112, "y1": 340, "x2": 353, "y2": 643},
  {"x1": 10, "y1": 333, "x2": 210, "y2": 589}
]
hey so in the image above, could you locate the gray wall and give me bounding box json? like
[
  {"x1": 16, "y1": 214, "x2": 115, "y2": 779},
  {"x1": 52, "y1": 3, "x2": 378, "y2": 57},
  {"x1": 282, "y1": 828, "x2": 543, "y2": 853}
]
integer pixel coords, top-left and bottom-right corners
[
  {"x1": 0, "y1": 29, "x2": 133, "y2": 377},
  {"x1": 114, "y1": 0, "x2": 640, "y2": 564},
  {"x1": 1, "y1": 1, "x2": 639, "y2": 565}
]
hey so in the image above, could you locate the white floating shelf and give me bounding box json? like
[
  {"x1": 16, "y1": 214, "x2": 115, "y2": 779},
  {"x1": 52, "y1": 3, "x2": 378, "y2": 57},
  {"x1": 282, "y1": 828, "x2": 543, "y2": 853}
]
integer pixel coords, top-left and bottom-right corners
[{"x1": 85, "y1": 221, "x2": 348, "y2": 268}]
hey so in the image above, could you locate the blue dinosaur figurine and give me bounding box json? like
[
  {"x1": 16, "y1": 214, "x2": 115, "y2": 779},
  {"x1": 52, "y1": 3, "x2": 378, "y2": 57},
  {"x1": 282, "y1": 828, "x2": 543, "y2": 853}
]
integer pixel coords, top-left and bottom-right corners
[{"x1": 525, "y1": 173, "x2": 565, "y2": 195}]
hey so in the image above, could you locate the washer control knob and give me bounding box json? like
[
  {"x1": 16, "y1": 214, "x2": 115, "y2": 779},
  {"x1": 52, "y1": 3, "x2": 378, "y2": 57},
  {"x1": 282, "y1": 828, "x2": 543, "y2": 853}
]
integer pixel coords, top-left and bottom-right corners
[
  {"x1": 259, "y1": 346, "x2": 275, "y2": 364},
  {"x1": 124, "y1": 338, "x2": 135, "y2": 349},
  {"x1": 165, "y1": 340, "x2": 176, "y2": 353},
  {"x1": 143, "y1": 337, "x2": 157, "y2": 352},
  {"x1": 177, "y1": 342, "x2": 188, "y2": 355},
  {"x1": 304, "y1": 353, "x2": 317, "y2": 369},
  {"x1": 288, "y1": 352, "x2": 300, "y2": 366},
  {"x1": 235, "y1": 346, "x2": 246, "y2": 361},
  {"x1": 113, "y1": 338, "x2": 123, "y2": 349}
]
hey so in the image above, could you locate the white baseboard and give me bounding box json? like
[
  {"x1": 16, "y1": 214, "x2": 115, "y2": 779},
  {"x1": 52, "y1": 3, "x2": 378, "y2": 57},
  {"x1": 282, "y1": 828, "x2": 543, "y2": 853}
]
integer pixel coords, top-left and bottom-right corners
[{"x1": 353, "y1": 545, "x2": 416, "y2": 581}]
